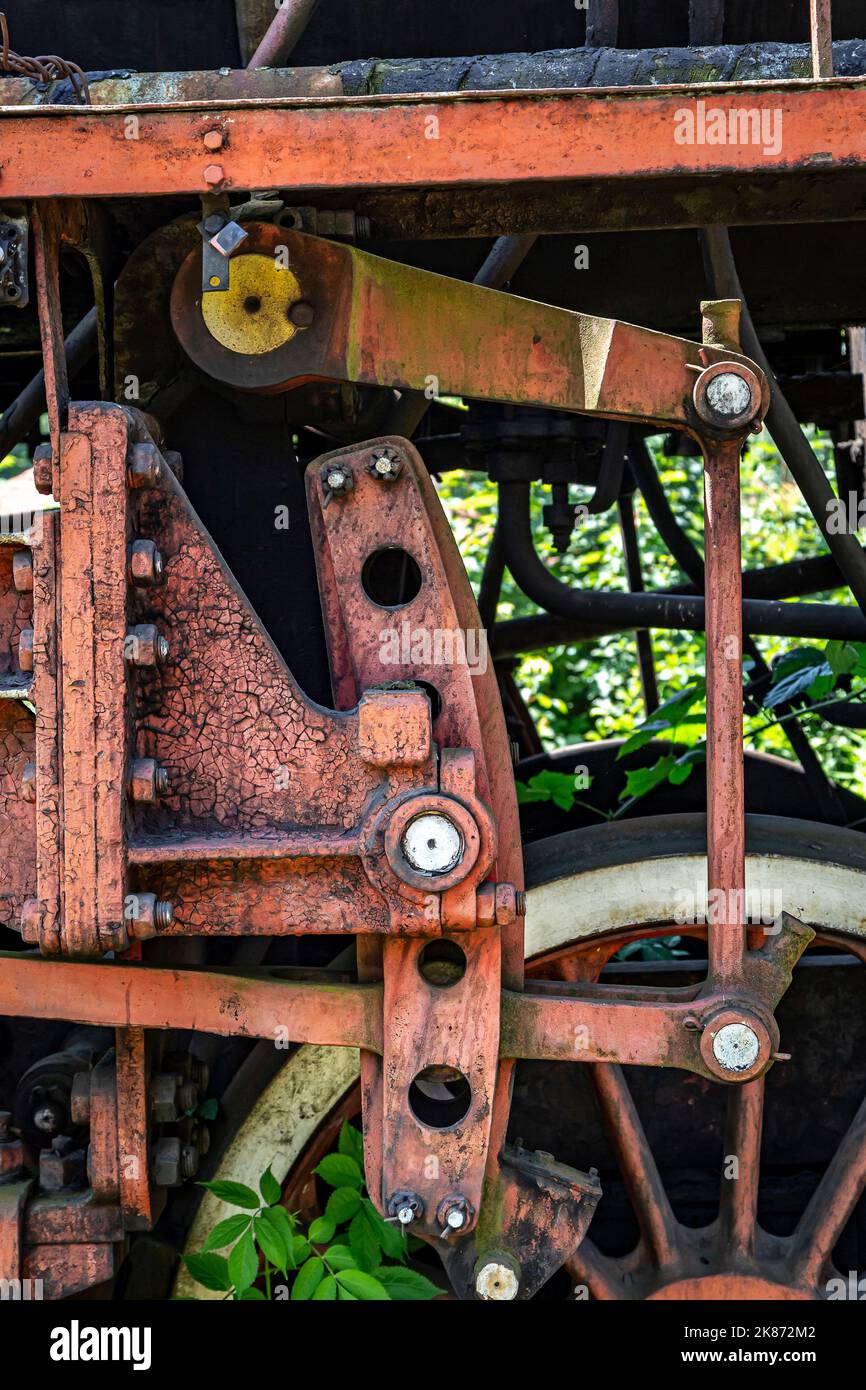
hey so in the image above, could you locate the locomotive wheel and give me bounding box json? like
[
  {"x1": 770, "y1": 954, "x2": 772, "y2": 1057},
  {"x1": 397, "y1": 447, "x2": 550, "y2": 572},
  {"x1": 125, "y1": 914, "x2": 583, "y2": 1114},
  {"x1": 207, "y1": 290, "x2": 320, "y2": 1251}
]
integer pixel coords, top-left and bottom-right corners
[{"x1": 175, "y1": 813, "x2": 866, "y2": 1300}]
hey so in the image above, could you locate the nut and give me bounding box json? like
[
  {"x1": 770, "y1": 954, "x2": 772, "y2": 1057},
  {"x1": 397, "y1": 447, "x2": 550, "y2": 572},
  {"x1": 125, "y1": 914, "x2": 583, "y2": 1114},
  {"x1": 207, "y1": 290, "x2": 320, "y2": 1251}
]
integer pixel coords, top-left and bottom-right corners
[
  {"x1": 365, "y1": 446, "x2": 402, "y2": 482},
  {"x1": 320, "y1": 461, "x2": 354, "y2": 499},
  {"x1": 125, "y1": 625, "x2": 170, "y2": 667},
  {"x1": 153, "y1": 1136, "x2": 182, "y2": 1187},
  {"x1": 127, "y1": 443, "x2": 162, "y2": 490},
  {"x1": 128, "y1": 758, "x2": 169, "y2": 803},
  {"x1": 203, "y1": 163, "x2": 225, "y2": 187},
  {"x1": 436, "y1": 1194, "x2": 474, "y2": 1233},
  {"x1": 18, "y1": 627, "x2": 34, "y2": 672},
  {"x1": 203, "y1": 129, "x2": 224, "y2": 151},
  {"x1": 21, "y1": 762, "x2": 36, "y2": 803},
  {"x1": 181, "y1": 1143, "x2": 200, "y2": 1179},
  {"x1": 32, "y1": 443, "x2": 53, "y2": 495},
  {"x1": 127, "y1": 538, "x2": 164, "y2": 588},
  {"x1": 12, "y1": 549, "x2": 33, "y2": 592},
  {"x1": 127, "y1": 892, "x2": 174, "y2": 941},
  {"x1": 387, "y1": 1190, "x2": 424, "y2": 1226},
  {"x1": 39, "y1": 1137, "x2": 86, "y2": 1193},
  {"x1": 150, "y1": 1072, "x2": 184, "y2": 1123}
]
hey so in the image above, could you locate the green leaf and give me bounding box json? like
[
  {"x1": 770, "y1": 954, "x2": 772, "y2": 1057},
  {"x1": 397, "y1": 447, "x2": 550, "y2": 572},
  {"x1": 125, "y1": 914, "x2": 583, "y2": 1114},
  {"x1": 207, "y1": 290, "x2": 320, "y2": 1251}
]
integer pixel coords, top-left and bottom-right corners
[
  {"x1": 183, "y1": 1252, "x2": 232, "y2": 1292},
  {"x1": 228, "y1": 1228, "x2": 259, "y2": 1293},
  {"x1": 325, "y1": 1186, "x2": 362, "y2": 1225},
  {"x1": 291, "y1": 1255, "x2": 325, "y2": 1301},
  {"x1": 237, "y1": 1287, "x2": 267, "y2": 1301},
  {"x1": 290, "y1": 1235, "x2": 311, "y2": 1268},
  {"x1": 348, "y1": 1209, "x2": 380, "y2": 1271},
  {"x1": 323, "y1": 1244, "x2": 358, "y2": 1271},
  {"x1": 372, "y1": 1266, "x2": 442, "y2": 1300},
  {"x1": 312, "y1": 1275, "x2": 338, "y2": 1300},
  {"x1": 255, "y1": 1209, "x2": 290, "y2": 1273},
  {"x1": 825, "y1": 640, "x2": 858, "y2": 678},
  {"x1": 337, "y1": 1120, "x2": 365, "y2": 1168},
  {"x1": 259, "y1": 1167, "x2": 282, "y2": 1206},
  {"x1": 196, "y1": 1097, "x2": 219, "y2": 1121},
  {"x1": 308, "y1": 1216, "x2": 336, "y2": 1246},
  {"x1": 197, "y1": 1180, "x2": 261, "y2": 1210},
  {"x1": 314, "y1": 1153, "x2": 363, "y2": 1190},
  {"x1": 337, "y1": 1287, "x2": 357, "y2": 1300},
  {"x1": 335, "y1": 1269, "x2": 391, "y2": 1301},
  {"x1": 361, "y1": 1198, "x2": 406, "y2": 1262},
  {"x1": 668, "y1": 744, "x2": 706, "y2": 786},
  {"x1": 764, "y1": 658, "x2": 833, "y2": 709},
  {"x1": 201, "y1": 1213, "x2": 251, "y2": 1253},
  {"x1": 620, "y1": 755, "x2": 675, "y2": 801},
  {"x1": 617, "y1": 680, "x2": 706, "y2": 758},
  {"x1": 515, "y1": 769, "x2": 579, "y2": 812}
]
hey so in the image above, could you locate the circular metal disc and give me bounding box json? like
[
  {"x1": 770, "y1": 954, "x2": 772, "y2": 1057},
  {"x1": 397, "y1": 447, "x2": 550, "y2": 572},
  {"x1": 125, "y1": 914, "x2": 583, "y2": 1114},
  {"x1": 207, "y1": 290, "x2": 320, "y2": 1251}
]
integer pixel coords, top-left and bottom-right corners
[{"x1": 202, "y1": 254, "x2": 303, "y2": 356}]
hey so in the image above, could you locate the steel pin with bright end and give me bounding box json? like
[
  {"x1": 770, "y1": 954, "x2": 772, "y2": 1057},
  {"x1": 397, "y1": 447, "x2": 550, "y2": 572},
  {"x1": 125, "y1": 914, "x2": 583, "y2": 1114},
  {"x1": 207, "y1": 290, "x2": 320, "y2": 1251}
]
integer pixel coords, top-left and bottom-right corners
[{"x1": 401, "y1": 812, "x2": 463, "y2": 876}]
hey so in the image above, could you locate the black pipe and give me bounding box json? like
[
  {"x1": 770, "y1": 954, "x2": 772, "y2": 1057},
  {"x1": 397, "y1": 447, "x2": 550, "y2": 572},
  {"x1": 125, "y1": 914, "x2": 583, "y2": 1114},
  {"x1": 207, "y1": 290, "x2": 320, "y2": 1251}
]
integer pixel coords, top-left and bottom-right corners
[
  {"x1": 497, "y1": 479, "x2": 866, "y2": 644},
  {"x1": 0, "y1": 306, "x2": 98, "y2": 459},
  {"x1": 701, "y1": 225, "x2": 866, "y2": 619}
]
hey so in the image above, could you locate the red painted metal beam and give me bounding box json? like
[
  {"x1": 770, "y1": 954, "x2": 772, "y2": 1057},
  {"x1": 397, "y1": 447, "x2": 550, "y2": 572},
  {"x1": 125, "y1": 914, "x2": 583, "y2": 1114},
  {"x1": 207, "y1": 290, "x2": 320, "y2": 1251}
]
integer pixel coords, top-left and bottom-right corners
[
  {"x1": 0, "y1": 81, "x2": 863, "y2": 199},
  {"x1": 0, "y1": 953, "x2": 383, "y2": 1050}
]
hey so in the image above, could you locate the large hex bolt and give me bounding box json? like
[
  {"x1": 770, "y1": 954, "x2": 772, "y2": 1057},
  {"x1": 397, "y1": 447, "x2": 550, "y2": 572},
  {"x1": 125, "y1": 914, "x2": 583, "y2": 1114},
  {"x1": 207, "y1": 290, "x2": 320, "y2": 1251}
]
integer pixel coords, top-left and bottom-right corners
[
  {"x1": 18, "y1": 627, "x2": 34, "y2": 672},
  {"x1": 127, "y1": 538, "x2": 164, "y2": 588},
  {"x1": 12, "y1": 549, "x2": 33, "y2": 592},
  {"x1": 436, "y1": 1194, "x2": 474, "y2": 1234},
  {"x1": 475, "y1": 1253, "x2": 521, "y2": 1301},
  {"x1": 387, "y1": 1190, "x2": 424, "y2": 1227},
  {"x1": 125, "y1": 624, "x2": 170, "y2": 668},
  {"x1": 128, "y1": 758, "x2": 169, "y2": 804},
  {"x1": 127, "y1": 442, "x2": 163, "y2": 490},
  {"x1": 127, "y1": 892, "x2": 174, "y2": 942},
  {"x1": 32, "y1": 443, "x2": 53, "y2": 495},
  {"x1": 476, "y1": 881, "x2": 519, "y2": 927},
  {"x1": 153, "y1": 1136, "x2": 182, "y2": 1187},
  {"x1": 39, "y1": 1135, "x2": 87, "y2": 1193},
  {"x1": 150, "y1": 1072, "x2": 184, "y2": 1124}
]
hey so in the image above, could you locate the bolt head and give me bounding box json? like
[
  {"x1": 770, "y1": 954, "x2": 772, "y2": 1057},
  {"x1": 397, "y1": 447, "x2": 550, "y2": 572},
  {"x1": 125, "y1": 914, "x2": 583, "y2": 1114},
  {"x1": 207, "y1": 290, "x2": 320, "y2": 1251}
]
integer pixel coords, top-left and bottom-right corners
[
  {"x1": 397, "y1": 1206, "x2": 415, "y2": 1225},
  {"x1": 712, "y1": 1022, "x2": 761, "y2": 1073},
  {"x1": 705, "y1": 372, "x2": 753, "y2": 419},
  {"x1": 401, "y1": 812, "x2": 463, "y2": 876},
  {"x1": 21, "y1": 762, "x2": 36, "y2": 803},
  {"x1": 127, "y1": 443, "x2": 162, "y2": 490},
  {"x1": 475, "y1": 1261, "x2": 520, "y2": 1301},
  {"x1": 126, "y1": 624, "x2": 169, "y2": 668},
  {"x1": 326, "y1": 467, "x2": 349, "y2": 491},
  {"x1": 128, "y1": 538, "x2": 164, "y2": 587},
  {"x1": 18, "y1": 627, "x2": 34, "y2": 673},
  {"x1": 12, "y1": 549, "x2": 33, "y2": 592},
  {"x1": 203, "y1": 163, "x2": 225, "y2": 187},
  {"x1": 32, "y1": 443, "x2": 53, "y2": 496},
  {"x1": 203, "y1": 129, "x2": 224, "y2": 151},
  {"x1": 288, "y1": 299, "x2": 315, "y2": 327},
  {"x1": 445, "y1": 1207, "x2": 465, "y2": 1230}
]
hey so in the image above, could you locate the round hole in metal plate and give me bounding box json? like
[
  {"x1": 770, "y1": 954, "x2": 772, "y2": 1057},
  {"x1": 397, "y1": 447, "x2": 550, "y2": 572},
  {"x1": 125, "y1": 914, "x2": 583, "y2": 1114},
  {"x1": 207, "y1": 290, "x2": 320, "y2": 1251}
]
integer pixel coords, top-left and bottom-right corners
[
  {"x1": 361, "y1": 547, "x2": 422, "y2": 608},
  {"x1": 417, "y1": 939, "x2": 467, "y2": 988},
  {"x1": 408, "y1": 1065, "x2": 471, "y2": 1128}
]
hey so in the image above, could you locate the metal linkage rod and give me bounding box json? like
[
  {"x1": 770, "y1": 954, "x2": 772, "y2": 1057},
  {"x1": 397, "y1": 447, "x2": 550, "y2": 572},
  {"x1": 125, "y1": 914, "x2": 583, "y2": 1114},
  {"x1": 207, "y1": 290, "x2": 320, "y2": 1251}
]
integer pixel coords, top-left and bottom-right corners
[
  {"x1": 496, "y1": 479, "x2": 866, "y2": 643},
  {"x1": 701, "y1": 226, "x2": 866, "y2": 618}
]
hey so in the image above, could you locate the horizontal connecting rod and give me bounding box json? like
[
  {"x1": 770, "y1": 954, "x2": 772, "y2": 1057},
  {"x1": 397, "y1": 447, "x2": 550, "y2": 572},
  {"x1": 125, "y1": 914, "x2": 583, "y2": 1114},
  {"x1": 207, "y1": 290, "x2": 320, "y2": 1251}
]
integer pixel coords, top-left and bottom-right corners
[{"x1": 0, "y1": 930, "x2": 810, "y2": 1081}]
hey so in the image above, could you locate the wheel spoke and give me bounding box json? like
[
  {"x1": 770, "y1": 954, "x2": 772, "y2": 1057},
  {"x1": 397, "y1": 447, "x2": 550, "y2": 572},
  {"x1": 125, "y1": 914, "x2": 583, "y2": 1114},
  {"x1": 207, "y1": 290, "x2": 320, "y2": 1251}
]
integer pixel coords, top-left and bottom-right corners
[
  {"x1": 791, "y1": 1090, "x2": 866, "y2": 1288},
  {"x1": 566, "y1": 1239, "x2": 623, "y2": 1301},
  {"x1": 719, "y1": 1077, "x2": 764, "y2": 1257},
  {"x1": 590, "y1": 1063, "x2": 680, "y2": 1269}
]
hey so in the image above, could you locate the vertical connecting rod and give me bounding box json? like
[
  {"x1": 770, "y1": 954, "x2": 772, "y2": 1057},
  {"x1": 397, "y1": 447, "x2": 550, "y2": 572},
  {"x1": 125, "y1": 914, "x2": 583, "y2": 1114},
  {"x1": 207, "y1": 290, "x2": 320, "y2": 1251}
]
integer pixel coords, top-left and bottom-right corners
[{"x1": 703, "y1": 433, "x2": 746, "y2": 983}]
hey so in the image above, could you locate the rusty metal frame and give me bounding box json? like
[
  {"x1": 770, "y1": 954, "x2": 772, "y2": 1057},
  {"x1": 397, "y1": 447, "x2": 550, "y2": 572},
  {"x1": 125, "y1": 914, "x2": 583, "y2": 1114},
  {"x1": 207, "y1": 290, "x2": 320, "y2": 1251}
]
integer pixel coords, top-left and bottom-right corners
[
  {"x1": 0, "y1": 79, "x2": 864, "y2": 200},
  {"x1": 1, "y1": 31, "x2": 862, "y2": 1295}
]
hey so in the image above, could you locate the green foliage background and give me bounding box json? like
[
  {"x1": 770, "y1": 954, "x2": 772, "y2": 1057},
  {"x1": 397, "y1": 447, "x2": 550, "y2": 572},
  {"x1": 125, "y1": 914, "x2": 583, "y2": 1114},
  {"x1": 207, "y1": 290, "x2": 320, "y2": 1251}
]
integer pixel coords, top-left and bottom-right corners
[{"x1": 437, "y1": 427, "x2": 866, "y2": 798}]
